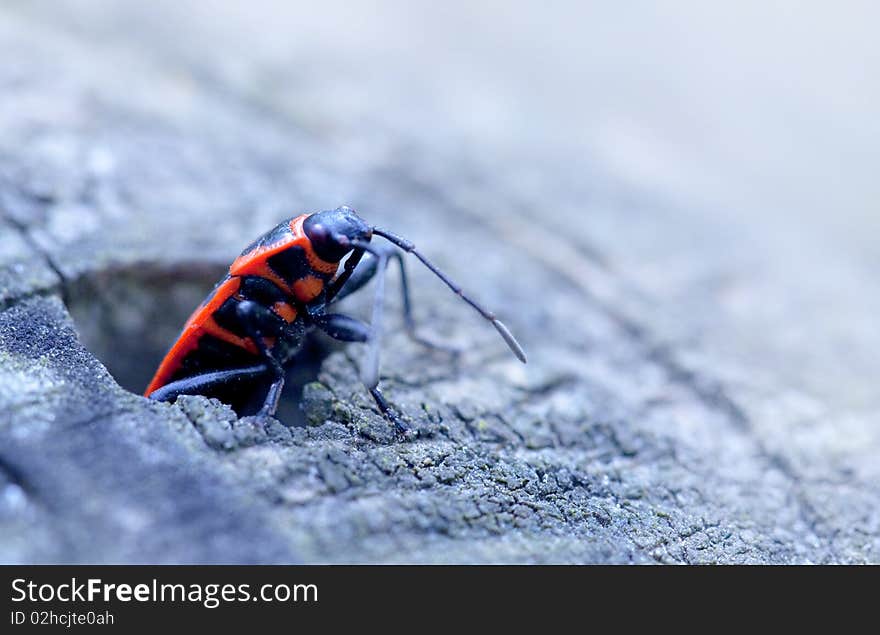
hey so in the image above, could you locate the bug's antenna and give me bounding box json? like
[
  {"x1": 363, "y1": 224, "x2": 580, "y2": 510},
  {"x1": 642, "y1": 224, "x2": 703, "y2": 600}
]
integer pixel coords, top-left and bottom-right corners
[{"x1": 372, "y1": 228, "x2": 527, "y2": 363}]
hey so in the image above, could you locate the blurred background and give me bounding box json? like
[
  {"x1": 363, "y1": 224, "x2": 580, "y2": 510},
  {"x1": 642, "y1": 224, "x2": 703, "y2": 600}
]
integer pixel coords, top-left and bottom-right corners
[{"x1": 19, "y1": 0, "x2": 879, "y2": 233}]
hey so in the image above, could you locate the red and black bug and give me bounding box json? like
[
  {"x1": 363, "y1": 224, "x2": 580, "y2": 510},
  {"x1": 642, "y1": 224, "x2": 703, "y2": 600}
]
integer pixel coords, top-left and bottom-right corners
[{"x1": 145, "y1": 206, "x2": 526, "y2": 430}]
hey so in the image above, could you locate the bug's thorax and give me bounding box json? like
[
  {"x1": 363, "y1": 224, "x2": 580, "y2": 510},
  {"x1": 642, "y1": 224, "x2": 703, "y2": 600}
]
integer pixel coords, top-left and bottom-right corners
[{"x1": 228, "y1": 214, "x2": 340, "y2": 305}]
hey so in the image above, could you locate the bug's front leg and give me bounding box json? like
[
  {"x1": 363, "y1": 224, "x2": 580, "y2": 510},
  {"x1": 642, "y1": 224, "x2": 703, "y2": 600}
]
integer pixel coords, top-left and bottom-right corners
[
  {"x1": 309, "y1": 310, "x2": 408, "y2": 434},
  {"x1": 310, "y1": 312, "x2": 370, "y2": 343},
  {"x1": 367, "y1": 386, "x2": 408, "y2": 434}
]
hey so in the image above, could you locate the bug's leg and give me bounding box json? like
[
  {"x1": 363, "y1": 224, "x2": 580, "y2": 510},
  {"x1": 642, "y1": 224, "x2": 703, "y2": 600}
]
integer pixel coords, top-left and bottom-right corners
[
  {"x1": 324, "y1": 247, "x2": 366, "y2": 303},
  {"x1": 370, "y1": 386, "x2": 408, "y2": 434},
  {"x1": 147, "y1": 363, "x2": 270, "y2": 403},
  {"x1": 260, "y1": 377, "x2": 285, "y2": 420},
  {"x1": 360, "y1": 250, "x2": 389, "y2": 392},
  {"x1": 331, "y1": 245, "x2": 459, "y2": 354},
  {"x1": 359, "y1": 251, "x2": 409, "y2": 434},
  {"x1": 311, "y1": 312, "x2": 370, "y2": 342},
  {"x1": 236, "y1": 300, "x2": 288, "y2": 418},
  {"x1": 311, "y1": 311, "x2": 406, "y2": 432},
  {"x1": 327, "y1": 249, "x2": 379, "y2": 303}
]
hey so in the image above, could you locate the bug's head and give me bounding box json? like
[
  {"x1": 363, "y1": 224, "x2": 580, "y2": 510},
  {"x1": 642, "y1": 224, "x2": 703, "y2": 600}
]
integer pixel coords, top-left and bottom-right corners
[{"x1": 303, "y1": 206, "x2": 373, "y2": 262}]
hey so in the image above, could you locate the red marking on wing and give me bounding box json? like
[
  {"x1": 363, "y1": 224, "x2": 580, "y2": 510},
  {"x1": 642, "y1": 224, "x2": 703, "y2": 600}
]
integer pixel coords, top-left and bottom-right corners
[{"x1": 144, "y1": 276, "x2": 254, "y2": 395}]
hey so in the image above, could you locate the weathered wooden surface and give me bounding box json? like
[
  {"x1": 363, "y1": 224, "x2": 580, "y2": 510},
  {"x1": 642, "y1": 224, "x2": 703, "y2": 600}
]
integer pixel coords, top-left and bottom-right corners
[{"x1": 1, "y1": 3, "x2": 878, "y2": 563}]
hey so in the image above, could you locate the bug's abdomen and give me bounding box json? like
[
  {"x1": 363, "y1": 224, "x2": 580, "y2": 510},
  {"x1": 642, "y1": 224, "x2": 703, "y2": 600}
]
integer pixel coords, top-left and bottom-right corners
[
  {"x1": 145, "y1": 276, "x2": 254, "y2": 395},
  {"x1": 144, "y1": 275, "x2": 302, "y2": 394}
]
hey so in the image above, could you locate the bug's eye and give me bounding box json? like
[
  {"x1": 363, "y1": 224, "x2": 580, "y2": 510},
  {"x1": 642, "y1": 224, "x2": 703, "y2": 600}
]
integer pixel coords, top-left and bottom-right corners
[
  {"x1": 309, "y1": 223, "x2": 331, "y2": 244},
  {"x1": 305, "y1": 222, "x2": 350, "y2": 261}
]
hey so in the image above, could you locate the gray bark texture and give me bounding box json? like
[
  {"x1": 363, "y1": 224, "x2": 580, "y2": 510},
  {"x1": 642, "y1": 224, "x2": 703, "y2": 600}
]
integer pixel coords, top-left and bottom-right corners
[{"x1": 1, "y1": 2, "x2": 878, "y2": 563}]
